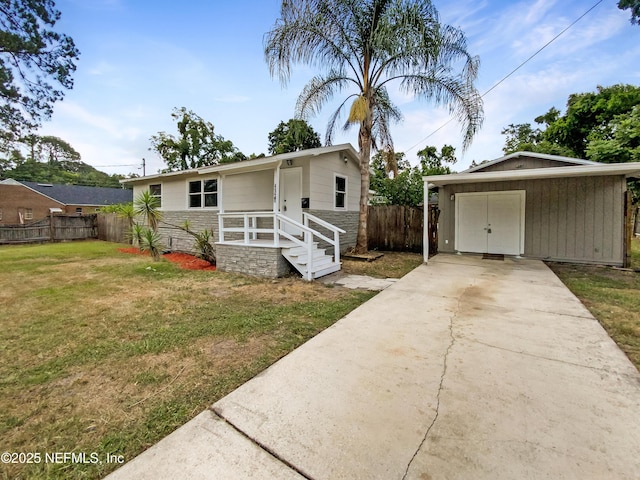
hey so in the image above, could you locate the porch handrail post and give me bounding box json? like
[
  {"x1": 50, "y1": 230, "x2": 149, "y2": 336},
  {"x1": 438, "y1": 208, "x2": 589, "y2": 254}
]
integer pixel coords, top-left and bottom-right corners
[
  {"x1": 243, "y1": 213, "x2": 249, "y2": 244},
  {"x1": 306, "y1": 231, "x2": 313, "y2": 281},
  {"x1": 273, "y1": 213, "x2": 279, "y2": 247},
  {"x1": 218, "y1": 214, "x2": 225, "y2": 243}
]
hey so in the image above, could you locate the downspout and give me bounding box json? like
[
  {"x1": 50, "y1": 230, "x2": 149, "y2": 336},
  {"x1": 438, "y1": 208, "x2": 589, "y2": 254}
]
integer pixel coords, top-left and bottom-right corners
[
  {"x1": 218, "y1": 174, "x2": 225, "y2": 243},
  {"x1": 424, "y1": 181, "x2": 429, "y2": 264},
  {"x1": 273, "y1": 160, "x2": 282, "y2": 246}
]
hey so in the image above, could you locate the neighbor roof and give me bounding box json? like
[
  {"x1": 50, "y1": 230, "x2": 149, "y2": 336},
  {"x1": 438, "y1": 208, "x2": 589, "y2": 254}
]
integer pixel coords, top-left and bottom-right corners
[
  {"x1": 1, "y1": 179, "x2": 133, "y2": 205},
  {"x1": 463, "y1": 151, "x2": 599, "y2": 173}
]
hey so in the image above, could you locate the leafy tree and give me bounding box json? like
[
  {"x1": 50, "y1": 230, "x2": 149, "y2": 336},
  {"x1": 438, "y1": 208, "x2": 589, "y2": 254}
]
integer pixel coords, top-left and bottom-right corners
[
  {"x1": 150, "y1": 107, "x2": 245, "y2": 172},
  {"x1": 543, "y1": 84, "x2": 640, "y2": 157},
  {"x1": 501, "y1": 85, "x2": 640, "y2": 158},
  {"x1": 500, "y1": 123, "x2": 574, "y2": 156},
  {"x1": 19, "y1": 134, "x2": 80, "y2": 163},
  {"x1": 618, "y1": 0, "x2": 640, "y2": 24},
  {"x1": 265, "y1": 0, "x2": 483, "y2": 253},
  {"x1": 268, "y1": 118, "x2": 321, "y2": 155},
  {"x1": 0, "y1": 0, "x2": 79, "y2": 137},
  {"x1": 586, "y1": 105, "x2": 640, "y2": 163},
  {"x1": 417, "y1": 144, "x2": 456, "y2": 175},
  {"x1": 370, "y1": 145, "x2": 456, "y2": 206}
]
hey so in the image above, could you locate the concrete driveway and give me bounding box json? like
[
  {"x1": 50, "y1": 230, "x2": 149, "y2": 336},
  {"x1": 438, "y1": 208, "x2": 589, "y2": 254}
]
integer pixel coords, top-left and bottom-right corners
[{"x1": 107, "y1": 254, "x2": 640, "y2": 480}]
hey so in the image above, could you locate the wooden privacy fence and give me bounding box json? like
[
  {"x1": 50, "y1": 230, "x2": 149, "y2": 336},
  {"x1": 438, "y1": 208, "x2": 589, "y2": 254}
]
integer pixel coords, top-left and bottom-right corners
[
  {"x1": 96, "y1": 212, "x2": 130, "y2": 244},
  {"x1": 0, "y1": 214, "x2": 98, "y2": 244},
  {"x1": 367, "y1": 205, "x2": 439, "y2": 254}
]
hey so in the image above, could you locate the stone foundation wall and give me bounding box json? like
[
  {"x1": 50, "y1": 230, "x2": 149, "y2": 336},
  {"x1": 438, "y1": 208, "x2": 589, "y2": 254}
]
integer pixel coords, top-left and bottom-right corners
[
  {"x1": 305, "y1": 209, "x2": 359, "y2": 252},
  {"x1": 216, "y1": 244, "x2": 293, "y2": 278},
  {"x1": 158, "y1": 211, "x2": 219, "y2": 254}
]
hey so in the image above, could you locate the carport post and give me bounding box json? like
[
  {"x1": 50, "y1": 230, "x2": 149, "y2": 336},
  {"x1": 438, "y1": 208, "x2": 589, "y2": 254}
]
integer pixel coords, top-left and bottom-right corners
[{"x1": 423, "y1": 180, "x2": 429, "y2": 264}]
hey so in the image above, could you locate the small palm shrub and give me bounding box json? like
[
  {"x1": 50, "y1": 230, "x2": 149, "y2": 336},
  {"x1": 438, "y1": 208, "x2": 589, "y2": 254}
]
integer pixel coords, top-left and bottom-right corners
[{"x1": 140, "y1": 228, "x2": 163, "y2": 261}]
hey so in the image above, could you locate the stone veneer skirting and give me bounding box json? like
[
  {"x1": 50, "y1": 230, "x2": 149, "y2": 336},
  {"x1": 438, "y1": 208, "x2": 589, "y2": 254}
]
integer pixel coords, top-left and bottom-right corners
[
  {"x1": 216, "y1": 243, "x2": 293, "y2": 278},
  {"x1": 157, "y1": 210, "x2": 219, "y2": 254},
  {"x1": 304, "y1": 209, "x2": 358, "y2": 252}
]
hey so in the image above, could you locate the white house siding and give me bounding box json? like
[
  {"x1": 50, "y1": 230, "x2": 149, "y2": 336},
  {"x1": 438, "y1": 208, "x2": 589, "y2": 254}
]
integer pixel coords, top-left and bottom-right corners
[
  {"x1": 223, "y1": 170, "x2": 273, "y2": 211},
  {"x1": 309, "y1": 152, "x2": 360, "y2": 211},
  {"x1": 132, "y1": 174, "x2": 197, "y2": 211},
  {"x1": 437, "y1": 176, "x2": 626, "y2": 266}
]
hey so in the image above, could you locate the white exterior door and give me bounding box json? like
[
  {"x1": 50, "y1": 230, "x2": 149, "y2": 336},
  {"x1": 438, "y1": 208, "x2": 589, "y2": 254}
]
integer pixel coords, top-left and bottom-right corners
[
  {"x1": 456, "y1": 191, "x2": 525, "y2": 255},
  {"x1": 279, "y1": 168, "x2": 303, "y2": 235}
]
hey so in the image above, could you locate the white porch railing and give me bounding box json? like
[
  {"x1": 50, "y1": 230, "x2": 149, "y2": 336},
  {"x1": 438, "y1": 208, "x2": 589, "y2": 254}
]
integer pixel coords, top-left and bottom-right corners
[{"x1": 217, "y1": 211, "x2": 345, "y2": 281}]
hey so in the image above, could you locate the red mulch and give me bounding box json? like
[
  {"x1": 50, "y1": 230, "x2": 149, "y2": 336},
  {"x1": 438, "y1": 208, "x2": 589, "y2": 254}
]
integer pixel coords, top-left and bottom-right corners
[{"x1": 118, "y1": 248, "x2": 216, "y2": 271}]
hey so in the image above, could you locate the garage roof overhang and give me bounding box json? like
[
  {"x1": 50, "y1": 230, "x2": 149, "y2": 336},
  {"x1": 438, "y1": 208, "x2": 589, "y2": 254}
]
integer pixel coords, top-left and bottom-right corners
[{"x1": 424, "y1": 162, "x2": 640, "y2": 188}]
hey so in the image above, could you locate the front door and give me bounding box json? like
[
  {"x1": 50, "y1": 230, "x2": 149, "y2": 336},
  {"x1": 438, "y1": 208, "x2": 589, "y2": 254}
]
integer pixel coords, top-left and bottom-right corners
[
  {"x1": 456, "y1": 191, "x2": 524, "y2": 255},
  {"x1": 279, "y1": 168, "x2": 303, "y2": 235}
]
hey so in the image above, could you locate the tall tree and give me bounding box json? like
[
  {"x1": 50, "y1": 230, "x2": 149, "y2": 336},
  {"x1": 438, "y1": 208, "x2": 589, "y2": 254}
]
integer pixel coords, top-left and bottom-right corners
[
  {"x1": 265, "y1": 0, "x2": 483, "y2": 253},
  {"x1": 501, "y1": 84, "x2": 640, "y2": 158},
  {"x1": 149, "y1": 107, "x2": 245, "y2": 172},
  {"x1": 618, "y1": 0, "x2": 640, "y2": 24},
  {"x1": 0, "y1": 0, "x2": 79, "y2": 137},
  {"x1": 268, "y1": 118, "x2": 321, "y2": 155},
  {"x1": 543, "y1": 84, "x2": 640, "y2": 158}
]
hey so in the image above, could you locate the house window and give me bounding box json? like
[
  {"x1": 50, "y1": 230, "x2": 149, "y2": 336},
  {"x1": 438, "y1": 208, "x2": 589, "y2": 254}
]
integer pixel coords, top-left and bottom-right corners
[
  {"x1": 76, "y1": 207, "x2": 83, "y2": 215},
  {"x1": 25, "y1": 208, "x2": 33, "y2": 220},
  {"x1": 335, "y1": 175, "x2": 347, "y2": 210},
  {"x1": 149, "y1": 184, "x2": 162, "y2": 207},
  {"x1": 0, "y1": 208, "x2": 2, "y2": 221},
  {"x1": 189, "y1": 179, "x2": 218, "y2": 208}
]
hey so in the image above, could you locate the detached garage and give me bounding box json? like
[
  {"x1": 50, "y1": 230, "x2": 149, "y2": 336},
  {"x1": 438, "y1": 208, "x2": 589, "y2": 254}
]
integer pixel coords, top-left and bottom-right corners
[{"x1": 423, "y1": 152, "x2": 640, "y2": 267}]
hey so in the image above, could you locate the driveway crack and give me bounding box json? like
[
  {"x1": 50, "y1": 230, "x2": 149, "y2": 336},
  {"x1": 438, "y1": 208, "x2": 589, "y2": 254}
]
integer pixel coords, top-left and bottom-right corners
[
  {"x1": 210, "y1": 407, "x2": 314, "y2": 480},
  {"x1": 402, "y1": 293, "x2": 460, "y2": 480}
]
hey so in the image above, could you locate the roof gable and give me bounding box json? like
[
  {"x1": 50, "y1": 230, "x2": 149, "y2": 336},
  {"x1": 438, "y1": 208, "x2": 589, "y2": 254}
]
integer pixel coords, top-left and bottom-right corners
[
  {"x1": 6, "y1": 180, "x2": 133, "y2": 206},
  {"x1": 465, "y1": 152, "x2": 598, "y2": 173}
]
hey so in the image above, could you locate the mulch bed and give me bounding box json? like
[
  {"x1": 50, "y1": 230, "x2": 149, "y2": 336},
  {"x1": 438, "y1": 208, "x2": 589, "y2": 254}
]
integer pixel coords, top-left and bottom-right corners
[{"x1": 118, "y1": 248, "x2": 216, "y2": 271}]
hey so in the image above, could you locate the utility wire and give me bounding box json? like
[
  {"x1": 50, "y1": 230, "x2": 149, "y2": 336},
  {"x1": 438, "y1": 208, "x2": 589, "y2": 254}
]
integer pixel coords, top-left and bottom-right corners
[{"x1": 404, "y1": 0, "x2": 604, "y2": 154}]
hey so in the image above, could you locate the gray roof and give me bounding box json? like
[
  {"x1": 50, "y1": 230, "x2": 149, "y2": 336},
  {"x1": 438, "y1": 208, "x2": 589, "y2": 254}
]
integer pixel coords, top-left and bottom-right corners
[{"x1": 15, "y1": 180, "x2": 132, "y2": 206}]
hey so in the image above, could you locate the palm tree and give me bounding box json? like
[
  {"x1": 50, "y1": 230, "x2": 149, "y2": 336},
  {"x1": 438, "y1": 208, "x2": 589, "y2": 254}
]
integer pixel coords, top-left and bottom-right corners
[
  {"x1": 133, "y1": 190, "x2": 162, "y2": 232},
  {"x1": 265, "y1": 0, "x2": 483, "y2": 253}
]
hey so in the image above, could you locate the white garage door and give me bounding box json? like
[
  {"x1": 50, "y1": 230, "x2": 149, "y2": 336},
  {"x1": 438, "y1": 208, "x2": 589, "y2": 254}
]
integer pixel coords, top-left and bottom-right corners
[{"x1": 456, "y1": 191, "x2": 525, "y2": 255}]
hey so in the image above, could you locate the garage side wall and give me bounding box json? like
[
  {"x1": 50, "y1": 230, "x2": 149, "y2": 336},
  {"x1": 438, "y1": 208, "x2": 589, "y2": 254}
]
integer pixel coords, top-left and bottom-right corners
[{"x1": 438, "y1": 176, "x2": 626, "y2": 265}]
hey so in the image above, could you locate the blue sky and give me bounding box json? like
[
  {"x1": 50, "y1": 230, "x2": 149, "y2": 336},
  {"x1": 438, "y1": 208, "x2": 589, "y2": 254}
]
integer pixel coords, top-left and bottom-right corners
[{"x1": 38, "y1": 0, "x2": 640, "y2": 176}]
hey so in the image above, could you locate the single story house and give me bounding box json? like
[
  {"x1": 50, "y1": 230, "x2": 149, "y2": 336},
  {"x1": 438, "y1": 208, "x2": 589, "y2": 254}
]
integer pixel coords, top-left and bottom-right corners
[
  {"x1": 423, "y1": 152, "x2": 640, "y2": 267},
  {"x1": 121, "y1": 144, "x2": 362, "y2": 280},
  {"x1": 0, "y1": 179, "x2": 133, "y2": 225}
]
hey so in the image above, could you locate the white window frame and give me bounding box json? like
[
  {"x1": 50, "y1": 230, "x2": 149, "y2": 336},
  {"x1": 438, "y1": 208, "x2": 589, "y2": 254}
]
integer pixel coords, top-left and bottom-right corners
[
  {"x1": 25, "y1": 208, "x2": 33, "y2": 220},
  {"x1": 187, "y1": 178, "x2": 219, "y2": 209},
  {"x1": 149, "y1": 183, "x2": 162, "y2": 208},
  {"x1": 334, "y1": 174, "x2": 347, "y2": 210}
]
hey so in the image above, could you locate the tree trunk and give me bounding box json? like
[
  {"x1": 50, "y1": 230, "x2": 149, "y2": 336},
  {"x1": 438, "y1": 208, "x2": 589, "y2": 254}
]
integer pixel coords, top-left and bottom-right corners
[{"x1": 356, "y1": 121, "x2": 372, "y2": 254}]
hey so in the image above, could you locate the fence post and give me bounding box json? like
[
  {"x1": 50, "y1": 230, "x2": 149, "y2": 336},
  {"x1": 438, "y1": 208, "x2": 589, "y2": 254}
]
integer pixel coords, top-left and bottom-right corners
[{"x1": 49, "y1": 212, "x2": 55, "y2": 241}]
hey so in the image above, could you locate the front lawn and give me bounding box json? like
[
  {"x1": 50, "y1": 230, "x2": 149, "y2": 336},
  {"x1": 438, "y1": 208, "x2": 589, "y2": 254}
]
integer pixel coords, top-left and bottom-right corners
[
  {"x1": 548, "y1": 238, "x2": 640, "y2": 370},
  {"x1": 0, "y1": 241, "x2": 377, "y2": 479}
]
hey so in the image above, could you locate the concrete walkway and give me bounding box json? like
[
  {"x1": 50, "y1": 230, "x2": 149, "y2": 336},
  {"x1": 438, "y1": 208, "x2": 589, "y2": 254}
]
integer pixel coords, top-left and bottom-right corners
[{"x1": 106, "y1": 254, "x2": 640, "y2": 480}]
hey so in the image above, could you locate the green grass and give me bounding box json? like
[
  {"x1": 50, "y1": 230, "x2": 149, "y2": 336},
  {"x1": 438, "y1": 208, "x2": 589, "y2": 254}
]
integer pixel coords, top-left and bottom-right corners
[
  {"x1": 341, "y1": 251, "x2": 423, "y2": 278},
  {"x1": 0, "y1": 240, "x2": 376, "y2": 479},
  {"x1": 548, "y1": 238, "x2": 640, "y2": 370}
]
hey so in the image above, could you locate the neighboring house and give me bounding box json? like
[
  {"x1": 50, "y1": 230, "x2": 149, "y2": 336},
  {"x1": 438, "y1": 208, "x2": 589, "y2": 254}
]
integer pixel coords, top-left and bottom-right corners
[
  {"x1": 0, "y1": 179, "x2": 133, "y2": 225},
  {"x1": 423, "y1": 152, "x2": 640, "y2": 266},
  {"x1": 121, "y1": 144, "x2": 361, "y2": 280}
]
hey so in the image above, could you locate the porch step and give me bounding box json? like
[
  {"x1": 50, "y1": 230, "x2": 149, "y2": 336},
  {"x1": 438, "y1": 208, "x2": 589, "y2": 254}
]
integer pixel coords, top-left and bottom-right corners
[{"x1": 281, "y1": 244, "x2": 341, "y2": 280}]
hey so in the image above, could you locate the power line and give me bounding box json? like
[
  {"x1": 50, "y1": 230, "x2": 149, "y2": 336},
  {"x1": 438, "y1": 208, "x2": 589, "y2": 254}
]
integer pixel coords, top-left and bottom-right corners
[{"x1": 403, "y1": 0, "x2": 604, "y2": 154}]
